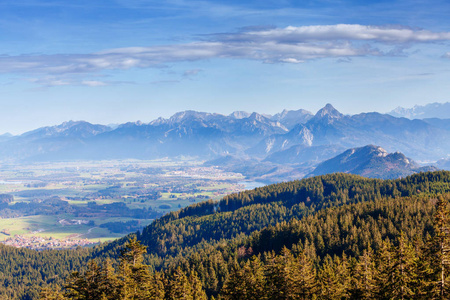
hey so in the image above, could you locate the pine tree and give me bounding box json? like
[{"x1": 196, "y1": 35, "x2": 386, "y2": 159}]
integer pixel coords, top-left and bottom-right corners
[
  {"x1": 263, "y1": 247, "x2": 317, "y2": 300},
  {"x1": 427, "y1": 195, "x2": 450, "y2": 299},
  {"x1": 166, "y1": 267, "x2": 194, "y2": 300},
  {"x1": 375, "y1": 239, "x2": 395, "y2": 300},
  {"x1": 97, "y1": 259, "x2": 119, "y2": 299},
  {"x1": 118, "y1": 237, "x2": 152, "y2": 300},
  {"x1": 64, "y1": 260, "x2": 103, "y2": 300},
  {"x1": 120, "y1": 237, "x2": 147, "y2": 267},
  {"x1": 264, "y1": 250, "x2": 289, "y2": 300},
  {"x1": 375, "y1": 234, "x2": 419, "y2": 300},
  {"x1": 350, "y1": 247, "x2": 376, "y2": 299},
  {"x1": 221, "y1": 257, "x2": 265, "y2": 300},
  {"x1": 318, "y1": 255, "x2": 344, "y2": 300},
  {"x1": 390, "y1": 233, "x2": 419, "y2": 299},
  {"x1": 147, "y1": 272, "x2": 166, "y2": 300},
  {"x1": 286, "y1": 249, "x2": 317, "y2": 299},
  {"x1": 189, "y1": 270, "x2": 208, "y2": 300},
  {"x1": 220, "y1": 263, "x2": 245, "y2": 300},
  {"x1": 414, "y1": 236, "x2": 435, "y2": 299},
  {"x1": 39, "y1": 286, "x2": 65, "y2": 300}
]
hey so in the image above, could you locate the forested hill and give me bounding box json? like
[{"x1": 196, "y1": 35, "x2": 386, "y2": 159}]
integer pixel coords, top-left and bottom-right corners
[
  {"x1": 3, "y1": 171, "x2": 450, "y2": 299},
  {"x1": 95, "y1": 171, "x2": 450, "y2": 262},
  {"x1": 45, "y1": 171, "x2": 450, "y2": 299}
]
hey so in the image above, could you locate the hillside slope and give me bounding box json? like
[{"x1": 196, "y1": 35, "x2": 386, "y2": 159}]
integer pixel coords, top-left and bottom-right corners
[
  {"x1": 309, "y1": 145, "x2": 436, "y2": 179},
  {"x1": 47, "y1": 171, "x2": 450, "y2": 299},
  {"x1": 3, "y1": 171, "x2": 450, "y2": 299}
]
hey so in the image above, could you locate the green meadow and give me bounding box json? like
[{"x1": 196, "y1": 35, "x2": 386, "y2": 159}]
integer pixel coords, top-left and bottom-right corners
[{"x1": 0, "y1": 160, "x2": 248, "y2": 245}]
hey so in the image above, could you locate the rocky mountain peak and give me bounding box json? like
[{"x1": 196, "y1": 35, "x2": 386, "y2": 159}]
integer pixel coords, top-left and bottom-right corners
[
  {"x1": 149, "y1": 117, "x2": 166, "y2": 126},
  {"x1": 308, "y1": 144, "x2": 428, "y2": 179},
  {"x1": 388, "y1": 102, "x2": 450, "y2": 119},
  {"x1": 229, "y1": 111, "x2": 250, "y2": 119},
  {"x1": 313, "y1": 104, "x2": 343, "y2": 120},
  {"x1": 249, "y1": 112, "x2": 266, "y2": 122},
  {"x1": 271, "y1": 108, "x2": 313, "y2": 129},
  {"x1": 169, "y1": 110, "x2": 206, "y2": 123}
]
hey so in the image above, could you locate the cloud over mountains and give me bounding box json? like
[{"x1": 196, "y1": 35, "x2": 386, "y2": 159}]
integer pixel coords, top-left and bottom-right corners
[{"x1": 1, "y1": 24, "x2": 450, "y2": 86}]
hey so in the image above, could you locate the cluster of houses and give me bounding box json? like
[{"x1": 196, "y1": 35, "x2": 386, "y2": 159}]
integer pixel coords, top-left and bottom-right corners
[{"x1": 0, "y1": 234, "x2": 96, "y2": 250}]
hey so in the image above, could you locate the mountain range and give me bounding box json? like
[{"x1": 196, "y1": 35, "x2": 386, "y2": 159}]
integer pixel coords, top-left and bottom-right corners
[
  {"x1": 0, "y1": 103, "x2": 449, "y2": 180},
  {"x1": 388, "y1": 102, "x2": 450, "y2": 119}
]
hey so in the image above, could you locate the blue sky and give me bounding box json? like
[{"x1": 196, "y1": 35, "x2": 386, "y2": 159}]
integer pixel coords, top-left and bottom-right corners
[{"x1": 1, "y1": 0, "x2": 450, "y2": 134}]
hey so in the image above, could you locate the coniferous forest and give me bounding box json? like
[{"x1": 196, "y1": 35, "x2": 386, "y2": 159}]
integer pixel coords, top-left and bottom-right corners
[{"x1": 2, "y1": 171, "x2": 450, "y2": 299}]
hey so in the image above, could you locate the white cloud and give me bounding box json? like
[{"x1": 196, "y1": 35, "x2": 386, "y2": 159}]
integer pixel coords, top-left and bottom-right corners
[
  {"x1": 279, "y1": 58, "x2": 304, "y2": 64},
  {"x1": 81, "y1": 80, "x2": 108, "y2": 87},
  {"x1": 28, "y1": 77, "x2": 72, "y2": 87},
  {"x1": 232, "y1": 24, "x2": 450, "y2": 43},
  {"x1": 27, "y1": 76, "x2": 129, "y2": 87},
  {"x1": 2, "y1": 24, "x2": 450, "y2": 87}
]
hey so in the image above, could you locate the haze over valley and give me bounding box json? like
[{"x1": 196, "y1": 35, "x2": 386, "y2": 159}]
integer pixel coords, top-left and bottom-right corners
[{"x1": 1, "y1": 102, "x2": 449, "y2": 179}]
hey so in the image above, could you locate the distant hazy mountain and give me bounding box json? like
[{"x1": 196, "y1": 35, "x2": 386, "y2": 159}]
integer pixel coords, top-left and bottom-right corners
[
  {"x1": 248, "y1": 104, "x2": 344, "y2": 157},
  {"x1": 389, "y1": 102, "x2": 450, "y2": 119},
  {"x1": 247, "y1": 123, "x2": 314, "y2": 157},
  {"x1": 0, "y1": 105, "x2": 449, "y2": 167},
  {"x1": 422, "y1": 118, "x2": 450, "y2": 131},
  {"x1": 251, "y1": 103, "x2": 450, "y2": 161},
  {"x1": 271, "y1": 108, "x2": 313, "y2": 130},
  {"x1": 0, "y1": 111, "x2": 287, "y2": 161},
  {"x1": 203, "y1": 154, "x2": 314, "y2": 183},
  {"x1": 0, "y1": 133, "x2": 13, "y2": 142},
  {"x1": 436, "y1": 158, "x2": 450, "y2": 170},
  {"x1": 230, "y1": 108, "x2": 313, "y2": 129},
  {"x1": 263, "y1": 144, "x2": 346, "y2": 165},
  {"x1": 309, "y1": 145, "x2": 436, "y2": 179},
  {"x1": 20, "y1": 121, "x2": 112, "y2": 139},
  {"x1": 0, "y1": 121, "x2": 112, "y2": 161},
  {"x1": 229, "y1": 111, "x2": 251, "y2": 119},
  {"x1": 310, "y1": 103, "x2": 344, "y2": 122}
]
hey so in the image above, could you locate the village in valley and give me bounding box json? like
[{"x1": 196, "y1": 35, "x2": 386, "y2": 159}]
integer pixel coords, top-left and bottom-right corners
[
  {"x1": 1, "y1": 234, "x2": 96, "y2": 250},
  {"x1": 0, "y1": 160, "x2": 255, "y2": 249}
]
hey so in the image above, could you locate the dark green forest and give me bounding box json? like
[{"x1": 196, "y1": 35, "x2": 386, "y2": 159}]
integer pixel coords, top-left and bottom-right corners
[{"x1": 2, "y1": 171, "x2": 450, "y2": 299}]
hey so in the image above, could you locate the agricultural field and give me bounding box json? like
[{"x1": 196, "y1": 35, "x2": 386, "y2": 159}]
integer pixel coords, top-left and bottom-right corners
[{"x1": 0, "y1": 159, "x2": 259, "y2": 249}]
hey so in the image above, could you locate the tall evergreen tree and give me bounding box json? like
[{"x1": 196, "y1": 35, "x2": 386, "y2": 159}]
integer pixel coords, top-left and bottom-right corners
[
  {"x1": 390, "y1": 233, "x2": 419, "y2": 299},
  {"x1": 147, "y1": 272, "x2": 166, "y2": 300},
  {"x1": 426, "y1": 195, "x2": 450, "y2": 299},
  {"x1": 374, "y1": 240, "x2": 395, "y2": 300},
  {"x1": 118, "y1": 237, "x2": 152, "y2": 299},
  {"x1": 64, "y1": 260, "x2": 103, "y2": 300},
  {"x1": 189, "y1": 270, "x2": 208, "y2": 300},
  {"x1": 220, "y1": 257, "x2": 265, "y2": 300},
  {"x1": 39, "y1": 287, "x2": 65, "y2": 300},
  {"x1": 98, "y1": 259, "x2": 119, "y2": 299},
  {"x1": 293, "y1": 251, "x2": 317, "y2": 299},
  {"x1": 350, "y1": 247, "x2": 376, "y2": 299},
  {"x1": 318, "y1": 255, "x2": 346, "y2": 300},
  {"x1": 165, "y1": 267, "x2": 194, "y2": 300}
]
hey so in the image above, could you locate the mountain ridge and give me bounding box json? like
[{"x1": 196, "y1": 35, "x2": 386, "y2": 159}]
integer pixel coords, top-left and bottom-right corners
[
  {"x1": 0, "y1": 104, "x2": 449, "y2": 172},
  {"x1": 309, "y1": 144, "x2": 437, "y2": 179},
  {"x1": 389, "y1": 102, "x2": 450, "y2": 119}
]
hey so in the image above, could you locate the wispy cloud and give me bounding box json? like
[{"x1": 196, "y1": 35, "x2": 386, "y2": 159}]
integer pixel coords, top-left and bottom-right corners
[
  {"x1": 27, "y1": 76, "x2": 132, "y2": 87},
  {"x1": 218, "y1": 24, "x2": 450, "y2": 43},
  {"x1": 2, "y1": 24, "x2": 450, "y2": 86},
  {"x1": 183, "y1": 69, "x2": 202, "y2": 78},
  {"x1": 150, "y1": 79, "x2": 181, "y2": 85}
]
